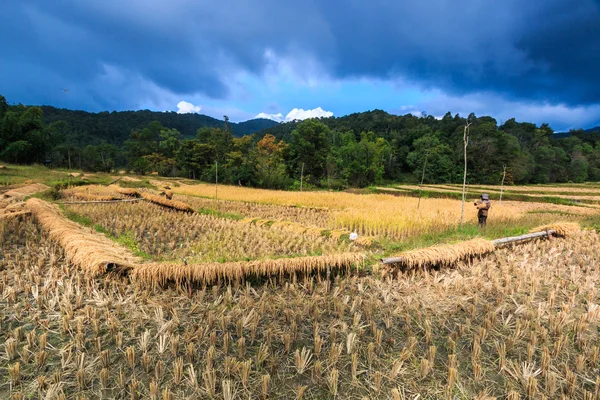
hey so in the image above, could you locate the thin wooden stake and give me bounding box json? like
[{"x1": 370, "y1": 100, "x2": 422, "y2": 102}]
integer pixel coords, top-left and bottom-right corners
[
  {"x1": 215, "y1": 160, "x2": 218, "y2": 202},
  {"x1": 417, "y1": 150, "x2": 429, "y2": 210},
  {"x1": 500, "y1": 165, "x2": 507, "y2": 205},
  {"x1": 460, "y1": 122, "x2": 472, "y2": 228},
  {"x1": 300, "y1": 162, "x2": 305, "y2": 192}
]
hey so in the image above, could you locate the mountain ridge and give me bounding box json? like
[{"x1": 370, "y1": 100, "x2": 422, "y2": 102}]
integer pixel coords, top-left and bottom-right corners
[{"x1": 37, "y1": 105, "x2": 279, "y2": 145}]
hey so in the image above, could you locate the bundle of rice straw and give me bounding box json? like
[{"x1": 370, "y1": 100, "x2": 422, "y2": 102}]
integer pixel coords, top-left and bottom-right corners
[
  {"x1": 529, "y1": 222, "x2": 580, "y2": 237},
  {"x1": 0, "y1": 202, "x2": 30, "y2": 219},
  {"x1": 120, "y1": 176, "x2": 142, "y2": 182},
  {"x1": 26, "y1": 198, "x2": 140, "y2": 275},
  {"x1": 69, "y1": 192, "x2": 119, "y2": 201},
  {"x1": 63, "y1": 185, "x2": 123, "y2": 201},
  {"x1": 114, "y1": 187, "x2": 140, "y2": 197},
  {"x1": 132, "y1": 252, "x2": 365, "y2": 286},
  {"x1": 1, "y1": 183, "x2": 49, "y2": 208},
  {"x1": 141, "y1": 192, "x2": 195, "y2": 212},
  {"x1": 386, "y1": 238, "x2": 496, "y2": 269}
]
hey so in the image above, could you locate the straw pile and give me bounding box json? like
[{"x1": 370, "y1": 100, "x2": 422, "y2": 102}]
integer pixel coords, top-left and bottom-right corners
[
  {"x1": 141, "y1": 192, "x2": 195, "y2": 212},
  {"x1": 386, "y1": 238, "x2": 496, "y2": 269},
  {"x1": 530, "y1": 222, "x2": 580, "y2": 237},
  {"x1": 69, "y1": 192, "x2": 119, "y2": 201},
  {"x1": 0, "y1": 202, "x2": 30, "y2": 219},
  {"x1": 1, "y1": 183, "x2": 49, "y2": 208},
  {"x1": 120, "y1": 176, "x2": 142, "y2": 182},
  {"x1": 114, "y1": 187, "x2": 140, "y2": 197},
  {"x1": 63, "y1": 185, "x2": 124, "y2": 201},
  {"x1": 2, "y1": 183, "x2": 49, "y2": 200},
  {"x1": 26, "y1": 198, "x2": 140, "y2": 275},
  {"x1": 132, "y1": 252, "x2": 365, "y2": 285}
]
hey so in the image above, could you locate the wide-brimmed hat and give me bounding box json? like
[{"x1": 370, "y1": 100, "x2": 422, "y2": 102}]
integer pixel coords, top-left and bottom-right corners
[{"x1": 481, "y1": 193, "x2": 490, "y2": 200}]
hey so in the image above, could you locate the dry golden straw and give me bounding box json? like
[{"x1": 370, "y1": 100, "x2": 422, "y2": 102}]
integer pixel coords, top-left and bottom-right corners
[
  {"x1": 530, "y1": 222, "x2": 580, "y2": 237},
  {"x1": 26, "y1": 198, "x2": 140, "y2": 275},
  {"x1": 132, "y1": 252, "x2": 364, "y2": 285},
  {"x1": 0, "y1": 202, "x2": 30, "y2": 219},
  {"x1": 114, "y1": 187, "x2": 140, "y2": 197},
  {"x1": 388, "y1": 238, "x2": 496, "y2": 269},
  {"x1": 63, "y1": 185, "x2": 123, "y2": 201},
  {"x1": 70, "y1": 192, "x2": 118, "y2": 201},
  {"x1": 1, "y1": 183, "x2": 49, "y2": 206},
  {"x1": 140, "y1": 192, "x2": 195, "y2": 212}
]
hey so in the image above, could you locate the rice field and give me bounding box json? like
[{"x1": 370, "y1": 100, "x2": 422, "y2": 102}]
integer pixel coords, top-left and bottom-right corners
[
  {"x1": 3, "y1": 172, "x2": 600, "y2": 398},
  {"x1": 63, "y1": 201, "x2": 354, "y2": 263},
  {"x1": 3, "y1": 212, "x2": 600, "y2": 398},
  {"x1": 169, "y1": 182, "x2": 596, "y2": 239}
]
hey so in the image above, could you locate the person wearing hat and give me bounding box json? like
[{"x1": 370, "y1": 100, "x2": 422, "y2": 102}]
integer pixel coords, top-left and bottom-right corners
[{"x1": 474, "y1": 194, "x2": 491, "y2": 227}]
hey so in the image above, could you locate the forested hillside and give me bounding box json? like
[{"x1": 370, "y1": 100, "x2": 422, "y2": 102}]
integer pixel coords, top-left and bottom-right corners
[
  {"x1": 39, "y1": 105, "x2": 279, "y2": 146},
  {"x1": 2, "y1": 94, "x2": 600, "y2": 188}
]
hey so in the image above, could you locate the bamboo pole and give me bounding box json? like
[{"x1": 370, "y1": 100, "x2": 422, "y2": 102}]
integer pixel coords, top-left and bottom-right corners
[
  {"x1": 215, "y1": 160, "x2": 218, "y2": 201},
  {"x1": 460, "y1": 122, "x2": 471, "y2": 228},
  {"x1": 499, "y1": 165, "x2": 507, "y2": 205},
  {"x1": 300, "y1": 162, "x2": 305, "y2": 192},
  {"x1": 417, "y1": 150, "x2": 429, "y2": 210},
  {"x1": 491, "y1": 230, "x2": 554, "y2": 246},
  {"x1": 107, "y1": 177, "x2": 123, "y2": 186}
]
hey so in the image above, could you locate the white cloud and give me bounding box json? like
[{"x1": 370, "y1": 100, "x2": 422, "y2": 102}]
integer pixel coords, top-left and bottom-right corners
[
  {"x1": 176, "y1": 100, "x2": 202, "y2": 114},
  {"x1": 285, "y1": 107, "x2": 333, "y2": 121},
  {"x1": 254, "y1": 112, "x2": 284, "y2": 122},
  {"x1": 254, "y1": 107, "x2": 333, "y2": 122}
]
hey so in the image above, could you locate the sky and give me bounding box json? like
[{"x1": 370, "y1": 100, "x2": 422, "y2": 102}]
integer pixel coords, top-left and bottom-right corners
[{"x1": 1, "y1": 0, "x2": 600, "y2": 131}]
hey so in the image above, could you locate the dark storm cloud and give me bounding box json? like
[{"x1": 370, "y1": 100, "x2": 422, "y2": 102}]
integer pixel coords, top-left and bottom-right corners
[{"x1": 1, "y1": 0, "x2": 599, "y2": 110}]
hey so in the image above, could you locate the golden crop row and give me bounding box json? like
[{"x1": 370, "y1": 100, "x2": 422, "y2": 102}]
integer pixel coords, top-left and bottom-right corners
[{"x1": 169, "y1": 181, "x2": 595, "y2": 239}]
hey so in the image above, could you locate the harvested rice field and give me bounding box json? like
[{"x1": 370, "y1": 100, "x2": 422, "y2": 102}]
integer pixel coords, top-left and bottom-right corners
[{"x1": 3, "y1": 173, "x2": 600, "y2": 398}]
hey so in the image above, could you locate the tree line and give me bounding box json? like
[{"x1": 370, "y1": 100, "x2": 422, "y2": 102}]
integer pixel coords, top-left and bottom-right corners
[{"x1": 2, "y1": 95, "x2": 600, "y2": 188}]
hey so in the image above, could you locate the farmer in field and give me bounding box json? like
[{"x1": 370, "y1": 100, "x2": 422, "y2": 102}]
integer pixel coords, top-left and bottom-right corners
[{"x1": 474, "y1": 194, "x2": 491, "y2": 228}]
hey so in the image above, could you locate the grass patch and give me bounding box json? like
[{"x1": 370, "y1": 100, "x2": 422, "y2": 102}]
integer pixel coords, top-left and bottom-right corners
[
  {"x1": 62, "y1": 207, "x2": 151, "y2": 260},
  {"x1": 197, "y1": 207, "x2": 244, "y2": 220},
  {"x1": 0, "y1": 163, "x2": 113, "y2": 186},
  {"x1": 527, "y1": 210, "x2": 582, "y2": 217},
  {"x1": 118, "y1": 180, "x2": 156, "y2": 189}
]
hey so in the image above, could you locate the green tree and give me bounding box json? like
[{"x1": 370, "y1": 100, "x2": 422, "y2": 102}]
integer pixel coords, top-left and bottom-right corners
[
  {"x1": 568, "y1": 146, "x2": 589, "y2": 182},
  {"x1": 158, "y1": 128, "x2": 182, "y2": 159},
  {"x1": 254, "y1": 134, "x2": 289, "y2": 188},
  {"x1": 125, "y1": 121, "x2": 163, "y2": 162},
  {"x1": 287, "y1": 119, "x2": 331, "y2": 184},
  {"x1": 406, "y1": 132, "x2": 457, "y2": 183}
]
